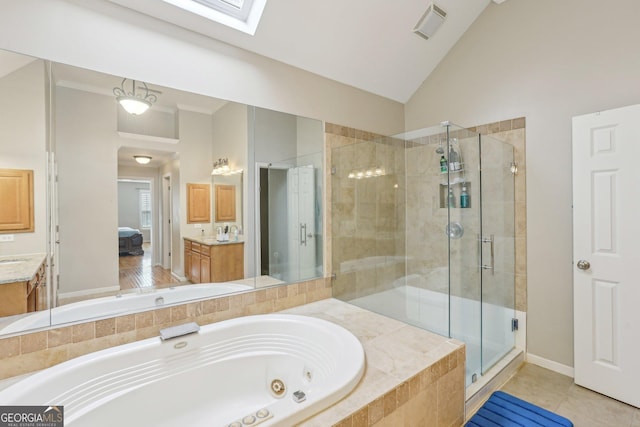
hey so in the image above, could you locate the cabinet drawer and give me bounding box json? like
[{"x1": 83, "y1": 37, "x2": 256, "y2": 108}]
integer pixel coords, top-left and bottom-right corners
[
  {"x1": 184, "y1": 240, "x2": 192, "y2": 251},
  {"x1": 191, "y1": 242, "x2": 202, "y2": 253}
]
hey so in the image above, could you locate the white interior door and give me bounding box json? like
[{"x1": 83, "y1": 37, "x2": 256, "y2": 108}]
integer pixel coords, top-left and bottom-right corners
[{"x1": 572, "y1": 104, "x2": 640, "y2": 408}]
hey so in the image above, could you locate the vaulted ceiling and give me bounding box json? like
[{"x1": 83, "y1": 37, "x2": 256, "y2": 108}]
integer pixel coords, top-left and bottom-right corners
[{"x1": 105, "y1": 0, "x2": 503, "y2": 103}]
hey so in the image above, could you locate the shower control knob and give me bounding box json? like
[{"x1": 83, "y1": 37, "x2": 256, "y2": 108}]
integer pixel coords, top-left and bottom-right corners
[{"x1": 577, "y1": 260, "x2": 591, "y2": 271}]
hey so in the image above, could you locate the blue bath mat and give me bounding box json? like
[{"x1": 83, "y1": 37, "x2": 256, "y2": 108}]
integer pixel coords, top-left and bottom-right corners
[{"x1": 466, "y1": 391, "x2": 573, "y2": 427}]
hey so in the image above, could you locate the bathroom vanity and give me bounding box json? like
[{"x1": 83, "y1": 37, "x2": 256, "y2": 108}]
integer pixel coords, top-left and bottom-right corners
[
  {"x1": 0, "y1": 253, "x2": 46, "y2": 316},
  {"x1": 184, "y1": 238, "x2": 244, "y2": 283}
]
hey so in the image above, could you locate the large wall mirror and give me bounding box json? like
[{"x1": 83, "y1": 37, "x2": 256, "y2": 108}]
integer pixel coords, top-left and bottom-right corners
[{"x1": 0, "y1": 49, "x2": 324, "y2": 336}]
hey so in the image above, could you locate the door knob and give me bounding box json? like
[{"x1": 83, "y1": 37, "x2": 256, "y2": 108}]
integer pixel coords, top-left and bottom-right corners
[{"x1": 577, "y1": 260, "x2": 591, "y2": 270}]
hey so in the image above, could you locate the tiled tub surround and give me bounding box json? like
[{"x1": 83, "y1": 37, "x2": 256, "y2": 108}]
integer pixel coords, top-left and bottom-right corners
[
  {"x1": 0, "y1": 297, "x2": 465, "y2": 427},
  {"x1": 0, "y1": 277, "x2": 331, "y2": 380},
  {"x1": 285, "y1": 299, "x2": 465, "y2": 427}
]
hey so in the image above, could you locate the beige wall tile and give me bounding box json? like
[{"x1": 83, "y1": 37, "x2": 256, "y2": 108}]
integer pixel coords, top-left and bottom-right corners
[
  {"x1": 0, "y1": 337, "x2": 20, "y2": 359},
  {"x1": 72, "y1": 322, "x2": 95, "y2": 343},
  {"x1": 383, "y1": 388, "x2": 397, "y2": 416},
  {"x1": 20, "y1": 331, "x2": 47, "y2": 354},
  {"x1": 186, "y1": 301, "x2": 202, "y2": 318},
  {"x1": 368, "y1": 397, "x2": 385, "y2": 425},
  {"x1": 95, "y1": 318, "x2": 116, "y2": 338},
  {"x1": 153, "y1": 308, "x2": 171, "y2": 325},
  {"x1": 135, "y1": 311, "x2": 154, "y2": 328},
  {"x1": 0, "y1": 347, "x2": 68, "y2": 379},
  {"x1": 115, "y1": 315, "x2": 135, "y2": 333},
  {"x1": 48, "y1": 326, "x2": 73, "y2": 348},
  {"x1": 436, "y1": 366, "x2": 465, "y2": 427},
  {"x1": 351, "y1": 407, "x2": 368, "y2": 427},
  {"x1": 170, "y1": 305, "x2": 188, "y2": 322}
]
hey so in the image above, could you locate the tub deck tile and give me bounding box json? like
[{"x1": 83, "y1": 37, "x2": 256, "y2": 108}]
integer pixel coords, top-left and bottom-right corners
[{"x1": 281, "y1": 298, "x2": 465, "y2": 427}]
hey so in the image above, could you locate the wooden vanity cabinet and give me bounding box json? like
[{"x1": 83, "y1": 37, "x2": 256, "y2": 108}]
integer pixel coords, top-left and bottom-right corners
[
  {"x1": 0, "y1": 258, "x2": 46, "y2": 317},
  {"x1": 184, "y1": 238, "x2": 243, "y2": 283}
]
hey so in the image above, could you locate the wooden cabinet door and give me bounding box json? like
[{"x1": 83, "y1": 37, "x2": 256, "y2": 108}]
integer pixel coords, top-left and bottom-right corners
[
  {"x1": 0, "y1": 169, "x2": 34, "y2": 233},
  {"x1": 215, "y1": 184, "x2": 236, "y2": 222},
  {"x1": 184, "y1": 248, "x2": 192, "y2": 280},
  {"x1": 201, "y1": 254, "x2": 211, "y2": 283},
  {"x1": 187, "y1": 183, "x2": 210, "y2": 223},
  {"x1": 210, "y1": 243, "x2": 244, "y2": 282},
  {"x1": 190, "y1": 252, "x2": 201, "y2": 283}
]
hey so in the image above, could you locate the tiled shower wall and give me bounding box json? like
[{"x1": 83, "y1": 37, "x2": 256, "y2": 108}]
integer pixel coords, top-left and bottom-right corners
[
  {"x1": 326, "y1": 118, "x2": 527, "y2": 313},
  {"x1": 326, "y1": 124, "x2": 407, "y2": 301}
]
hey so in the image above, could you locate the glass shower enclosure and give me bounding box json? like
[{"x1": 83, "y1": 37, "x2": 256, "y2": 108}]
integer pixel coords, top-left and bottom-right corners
[{"x1": 331, "y1": 122, "x2": 515, "y2": 386}]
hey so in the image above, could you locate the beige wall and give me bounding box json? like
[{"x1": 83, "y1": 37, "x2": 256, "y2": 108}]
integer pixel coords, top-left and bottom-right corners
[
  {"x1": 0, "y1": 0, "x2": 404, "y2": 137},
  {"x1": 0, "y1": 60, "x2": 47, "y2": 257},
  {"x1": 56, "y1": 86, "x2": 216, "y2": 292},
  {"x1": 405, "y1": 0, "x2": 640, "y2": 367},
  {"x1": 177, "y1": 110, "x2": 215, "y2": 272},
  {"x1": 56, "y1": 87, "x2": 120, "y2": 295}
]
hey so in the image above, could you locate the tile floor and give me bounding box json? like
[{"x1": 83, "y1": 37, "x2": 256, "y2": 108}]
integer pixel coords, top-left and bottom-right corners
[{"x1": 494, "y1": 363, "x2": 639, "y2": 427}]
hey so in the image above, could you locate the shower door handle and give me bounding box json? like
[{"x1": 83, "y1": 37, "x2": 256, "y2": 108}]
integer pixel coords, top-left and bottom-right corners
[
  {"x1": 479, "y1": 234, "x2": 495, "y2": 275},
  {"x1": 300, "y1": 223, "x2": 307, "y2": 246}
]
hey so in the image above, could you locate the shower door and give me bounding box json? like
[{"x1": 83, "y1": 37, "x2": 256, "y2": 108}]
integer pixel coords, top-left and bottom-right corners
[
  {"x1": 287, "y1": 165, "x2": 317, "y2": 281},
  {"x1": 479, "y1": 134, "x2": 516, "y2": 374},
  {"x1": 447, "y1": 128, "x2": 483, "y2": 386}
]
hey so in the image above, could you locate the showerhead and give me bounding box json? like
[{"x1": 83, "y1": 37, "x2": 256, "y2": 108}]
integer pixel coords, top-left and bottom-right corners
[{"x1": 435, "y1": 140, "x2": 445, "y2": 154}]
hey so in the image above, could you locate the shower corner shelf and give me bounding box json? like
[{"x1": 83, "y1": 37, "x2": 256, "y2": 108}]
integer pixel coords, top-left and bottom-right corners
[
  {"x1": 440, "y1": 177, "x2": 467, "y2": 186},
  {"x1": 441, "y1": 168, "x2": 465, "y2": 174}
]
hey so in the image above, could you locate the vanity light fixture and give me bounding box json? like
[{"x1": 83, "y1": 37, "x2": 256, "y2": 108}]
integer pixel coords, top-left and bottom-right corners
[
  {"x1": 211, "y1": 158, "x2": 243, "y2": 175},
  {"x1": 113, "y1": 78, "x2": 158, "y2": 115},
  {"x1": 134, "y1": 155, "x2": 152, "y2": 165},
  {"x1": 347, "y1": 167, "x2": 386, "y2": 179}
]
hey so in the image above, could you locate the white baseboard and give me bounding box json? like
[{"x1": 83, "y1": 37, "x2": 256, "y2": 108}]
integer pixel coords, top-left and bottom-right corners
[
  {"x1": 526, "y1": 352, "x2": 574, "y2": 378},
  {"x1": 58, "y1": 285, "x2": 120, "y2": 299},
  {"x1": 171, "y1": 271, "x2": 187, "y2": 282}
]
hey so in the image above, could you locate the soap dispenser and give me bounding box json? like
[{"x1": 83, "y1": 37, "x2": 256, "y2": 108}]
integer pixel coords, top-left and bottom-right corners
[{"x1": 460, "y1": 185, "x2": 470, "y2": 208}]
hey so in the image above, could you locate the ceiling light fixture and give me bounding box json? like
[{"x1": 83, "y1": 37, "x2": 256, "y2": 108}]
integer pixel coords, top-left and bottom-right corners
[
  {"x1": 413, "y1": 3, "x2": 447, "y2": 40},
  {"x1": 113, "y1": 78, "x2": 157, "y2": 115},
  {"x1": 134, "y1": 155, "x2": 152, "y2": 165}
]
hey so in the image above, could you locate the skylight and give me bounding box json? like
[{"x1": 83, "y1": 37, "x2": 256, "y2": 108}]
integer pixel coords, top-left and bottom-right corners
[{"x1": 162, "y1": 0, "x2": 267, "y2": 35}]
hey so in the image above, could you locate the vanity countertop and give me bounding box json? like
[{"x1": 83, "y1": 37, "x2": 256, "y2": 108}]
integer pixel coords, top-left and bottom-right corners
[
  {"x1": 184, "y1": 236, "x2": 244, "y2": 246},
  {"x1": 0, "y1": 253, "x2": 47, "y2": 285}
]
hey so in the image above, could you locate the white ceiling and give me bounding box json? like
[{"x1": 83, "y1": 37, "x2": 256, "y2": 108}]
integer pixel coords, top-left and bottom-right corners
[{"x1": 105, "y1": 0, "x2": 499, "y2": 103}]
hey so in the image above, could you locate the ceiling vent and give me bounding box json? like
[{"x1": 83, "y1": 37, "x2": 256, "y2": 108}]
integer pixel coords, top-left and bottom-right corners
[{"x1": 413, "y1": 3, "x2": 447, "y2": 40}]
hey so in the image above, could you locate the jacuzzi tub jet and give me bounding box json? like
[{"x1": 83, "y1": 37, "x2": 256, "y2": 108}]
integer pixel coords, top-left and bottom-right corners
[{"x1": 270, "y1": 379, "x2": 286, "y2": 397}]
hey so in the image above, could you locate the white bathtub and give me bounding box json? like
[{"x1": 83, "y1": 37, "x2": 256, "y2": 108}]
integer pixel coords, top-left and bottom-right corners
[
  {"x1": 0, "y1": 283, "x2": 252, "y2": 335},
  {"x1": 350, "y1": 284, "x2": 514, "y2": 386},
  {"x1": 0, "y1": 314, "x2": 365, "y2": 427}
]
